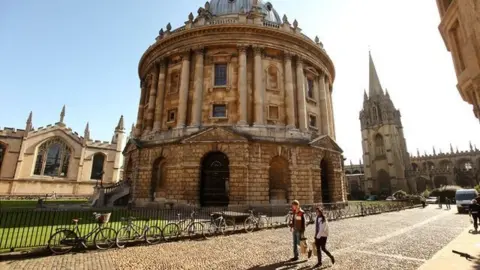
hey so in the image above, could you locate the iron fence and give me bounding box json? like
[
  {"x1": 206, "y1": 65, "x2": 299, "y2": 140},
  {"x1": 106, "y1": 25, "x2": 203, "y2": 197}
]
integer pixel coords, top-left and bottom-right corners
[{"x1": 0, "y1": 200, "x2": 417, "y2": 252}]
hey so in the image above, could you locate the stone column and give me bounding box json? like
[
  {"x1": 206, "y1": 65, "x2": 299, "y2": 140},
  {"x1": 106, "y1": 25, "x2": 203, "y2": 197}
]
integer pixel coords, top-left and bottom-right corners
[
  {"x1": 295, "y1": 56, "x2": 307, "y2": 131},
  {"x1": 318, "y1": 73, "x2": 330, "y2": 135},
  {"x1": 191, "y1": 48, "x2": 205, "y2": 127},
  {"x1": 313, "y1": 76, "x2": 321, "y2": 130},
  {"x1": 253, "y1": 46, "x2": 265, "y2": 126},
  {"x1": 177, "y1": 50, "x2": 191, "y2": 128},
  {"x1": 134, "y1": 80, "x2": 147, "y2": 137},
  {"x1": 326, "y1": 81, "x2": 336, "y2": 139},
  {"x1": 145, "y1": 63, "x2": 159, "y2": 132},
  {"x1": 284, "y1": 51, "x2": 296, "y2": 129},
  {"x1": 153, "y1": 58, "x2": 167, "y2": 132},
  {"x1": 237, "y1": 45, "x2": 248, "y2": 126}
]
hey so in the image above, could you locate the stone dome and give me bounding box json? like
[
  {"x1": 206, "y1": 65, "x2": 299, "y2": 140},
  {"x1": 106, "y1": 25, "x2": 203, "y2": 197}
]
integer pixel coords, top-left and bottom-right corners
[{"x1": 208, "y1": 0, "x2": 281, "y2": 24}]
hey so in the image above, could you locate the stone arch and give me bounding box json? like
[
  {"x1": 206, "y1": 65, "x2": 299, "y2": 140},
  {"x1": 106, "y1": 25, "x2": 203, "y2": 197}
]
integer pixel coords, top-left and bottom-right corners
[
  {"x1": 416, "y1": 177, "x2": 428, "y2": 193},
  {"x1": 268, "y1": 156, "x2": 290, "y2": 204},
  {"x1": 377, "y1": 169, "x2": 391, "y2": 196},
  {"x1": 90, "y1": 152, "x2": 106, "y2": 180},
  {"x1": 150, "y1": 157, "x2": 167, "y2": 201},
  {"x1": 457, "y1": 158, "x2": 473, "y2": 170},
  {"x1": 426, "y1": 161, "x2": 435, "y2": 170},
  {"x1": 412, "y1": 163, "x2": 419, "y2": 171},
  {"x1": 439, "y1": 159, "x2": 453, "y2": 170},
  {"x1": 372, "y1": 106, "x2": 378, "y2": 121},
  {"x1": 0, "y1": 141, "x2": 6, "y2": 175},
  {"x1": 200, "y1": 151, "x2": 230, "y2": 207},
  {"x1": 434, "y1": 175, "x2": 448, "y2": 188},
  {"x1": 320, "y1": 157, "x2": 334, "y2": 203},
  {"x1": 33, "y1": 137, "x2": 72, "y2": 177},
  {"x1": 374, "y1": 134, "x2": 385, "y2": 157},
  {"x1": 353, "y1": 170, "x2": 361, "y2": 174}
]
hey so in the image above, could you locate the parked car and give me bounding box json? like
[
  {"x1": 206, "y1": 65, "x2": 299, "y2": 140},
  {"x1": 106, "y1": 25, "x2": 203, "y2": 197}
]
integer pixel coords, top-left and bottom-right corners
[
  {"x1": 455, "y1": 189, "x2": 478, "y2": 213},
  {"x1": 366, "y1": 195, "x2": 378, "y2": 201},
  {"x1": 386, "y1": 196, "x2": 396, "y2": 201},
  {"x1": 425, "y1": 197, "x2": 438, "y2": 204}
]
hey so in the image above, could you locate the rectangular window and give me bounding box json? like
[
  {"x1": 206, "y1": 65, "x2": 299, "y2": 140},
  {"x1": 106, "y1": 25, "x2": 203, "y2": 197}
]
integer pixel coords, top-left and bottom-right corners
[
  {"x1": 212, "y1": 104, "x2": 227, "y2": 118},
  {"x1": 268, "y1": 105, "x2": 279, "y2": 120},
  {"x1": 167, "y1": 109, "x2": 176, "y2": 122},
  {"x1": 307, "y1": 79, "x2": 314, "y2": 99},
  {"x1": 309, "y1": 114, "x2": 317, "y2": 127},
  {"x1": 214, "y1": 64, "x2": 227, "y2": 86}
]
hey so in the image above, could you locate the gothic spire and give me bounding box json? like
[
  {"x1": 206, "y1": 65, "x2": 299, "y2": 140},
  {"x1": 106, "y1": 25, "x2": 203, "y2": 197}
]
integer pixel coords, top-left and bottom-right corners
[
  {"x1": 130, "y1": 123, "x2": 135, "y2": 138},
  {"x1": 369, "y1": 52, "x2": 384, "y2": 97},
  {"x1": 60, "y1": 105, "x2": 66, "y2": 123},
  {"x1": 417, "y1": 148, "x2": 420, "y2": 157},
  {"x1": 26, "y1": 111, "x2": 33, "y2": 133},
  {"x1": 363, "y1": 89, "x2": 368, "y2": 100},
  {"x1": 470, "y1": 141, "x2": 474, "y2": 151},
  {"x1": 432, "y1": 146, "x2": 436, "y2": 155},
  {"x1": 84, "y1": 122, "x2": 90, "y2": 141},
  {"x1": 115, "y1": 115, "x2": 125, "y2": 132},
  {"x1": 450, "y1": 143, "x2": 454, "y2": 153}
]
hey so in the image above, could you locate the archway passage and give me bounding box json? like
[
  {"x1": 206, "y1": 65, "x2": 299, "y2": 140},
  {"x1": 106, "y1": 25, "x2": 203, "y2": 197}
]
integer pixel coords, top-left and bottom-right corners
[
  {"x1": 269, "y1": 156, "x2": 290, "y2": 204},
  {"x1": 150, "y1": 158, "x2": 167, "y2": 201},
  {"x1": 416, "y1": 177, "x2": 427, "y2": 193},
  {"x1": 377, "y1": 169, "x2": 391, "y2": 197},
  {"x1": 434, "y1": 175, "x2": 448, "y2": 188},
  {"x1": 320, "y1": 159, "x2": 332, "y2": 203},
  {"x1": 200, "y1": 151, "x2": 230, "y2": 207}
]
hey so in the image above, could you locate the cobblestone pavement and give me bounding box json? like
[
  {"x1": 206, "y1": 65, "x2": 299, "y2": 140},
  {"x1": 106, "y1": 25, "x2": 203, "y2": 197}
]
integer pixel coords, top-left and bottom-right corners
[{"x1": 0, "y1": 207, "x2": 470, "y2": 270}]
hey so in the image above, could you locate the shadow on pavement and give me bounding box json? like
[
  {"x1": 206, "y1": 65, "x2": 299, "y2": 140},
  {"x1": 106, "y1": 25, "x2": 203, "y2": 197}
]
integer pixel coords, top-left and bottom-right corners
[{"x1": 246, "y1": 260, "x2": 304, "y2": 270}]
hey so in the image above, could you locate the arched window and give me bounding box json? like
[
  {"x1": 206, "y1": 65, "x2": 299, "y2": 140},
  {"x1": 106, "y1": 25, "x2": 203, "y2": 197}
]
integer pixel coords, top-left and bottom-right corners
[
  {"x1": 34, "y1": 138, "x2": 71, "y2": 177},
  {"x1": 152, "y1": 158, "x2": 167, "y2": 190},
  {"x1": 91, "y1": 153, "x2": 105, "y2": 180},
  {"x1": 372, "y1": 107, "x2": 378, "y2": 121},
  {"x1": 266, "y1": 65, "x2": 279, "y2": 90},
  {"x1": 375, "y1": 134, "x2": 385, "y2": 157},
  {"x1": 0, "y1": 143, "x2": 5, "y2": 174}
]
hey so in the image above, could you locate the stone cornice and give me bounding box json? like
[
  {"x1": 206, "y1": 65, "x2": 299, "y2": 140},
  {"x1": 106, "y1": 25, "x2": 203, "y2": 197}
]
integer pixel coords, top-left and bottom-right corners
[{"x1": 139, "y1": 24, "x2": 335, "y2": 83}]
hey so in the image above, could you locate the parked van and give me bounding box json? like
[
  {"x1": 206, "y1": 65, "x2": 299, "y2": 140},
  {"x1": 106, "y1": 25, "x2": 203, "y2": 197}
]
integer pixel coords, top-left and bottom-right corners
[{"x1": 455, "y1": 189, "x2": 479, "y2": 213}]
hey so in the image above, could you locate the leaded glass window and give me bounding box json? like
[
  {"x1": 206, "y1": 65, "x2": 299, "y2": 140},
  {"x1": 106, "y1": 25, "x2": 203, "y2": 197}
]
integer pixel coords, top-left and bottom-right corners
[
  {"x1": 34, "y1": 138, "x2": 72, "y2": 177},
  {"x1": 212, "y1": 104, "x2": 227, "y2": 118},
  {"x1": 91, "y1": 153, "x2": 105, "y2": 180}
]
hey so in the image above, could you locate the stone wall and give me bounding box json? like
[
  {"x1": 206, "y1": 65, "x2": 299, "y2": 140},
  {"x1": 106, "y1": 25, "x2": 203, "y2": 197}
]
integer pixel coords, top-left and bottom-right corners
[
  {"x1": 127, "y1": 141, "x2": 344, "y2": 206},
  {"x1": 0, "y1": 178, "x2": 95, "y2": 196}
]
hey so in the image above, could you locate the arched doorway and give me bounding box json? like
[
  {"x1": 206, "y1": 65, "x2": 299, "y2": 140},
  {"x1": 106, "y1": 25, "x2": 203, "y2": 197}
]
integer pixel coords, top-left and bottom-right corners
[
  {"x1": 269, "y1": 156, "x2": 290, "y2": 204},
  {"x1": 377, "y1": 169, "x2": 391, "y2": 196},
  {"x1": 416, "y1": 177, "x2": 427, "y2": 193},
  {"x1": 150, "y1": 158, "x2": 166, "y2": 201},
  {"x1": 320, "y1": 159, "x2": 332, "y2": 203},
  {"x1": 200, "y1": 152, "x2": 230, "y2": 207}
]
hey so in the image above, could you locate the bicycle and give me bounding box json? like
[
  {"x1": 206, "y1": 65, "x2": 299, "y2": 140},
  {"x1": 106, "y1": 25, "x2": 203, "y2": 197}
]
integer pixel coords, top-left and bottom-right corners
[
  {"x1": 48, "y1": 212, "x2": 116, "y2": 255},
  {"x1": 244, "y1": 210, "x2": 268, "y2": 233},
  {"x1": 162, "y1": 210, "x2": 205, "y2": 241},
  {"x1": 284, "y1": 207, "x2": 314, "y2": 226},
  {"x1": 115, "y1": 216, "x2": 163, "y2": 248},
  {"x1": 205, "y1": 211, "x2": 236, "y2": 237}
]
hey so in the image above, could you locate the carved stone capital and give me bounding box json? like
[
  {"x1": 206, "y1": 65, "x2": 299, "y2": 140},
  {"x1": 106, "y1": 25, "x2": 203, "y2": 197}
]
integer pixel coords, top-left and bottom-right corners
[
  {"x1": 179, "y1": 49, "x2": 191, "y2": 60},
  {"x1": 193, "y1": 46, "x2": 205, "y2": 55},
  {"x1": 296, "y1": 55, "x2": 304, "y2": 66},
  {"x1": 157, "y1": 57, "x2": 166, "y2": 69},
  {"x1": 252, "y1": 45, "x2": 264, "y2": 55},
  {"x1": 284, "y1": 51, "x2": 293, "y2": 61},
  {"x1": 140, "y1": 79, "x2": 146, "y2": 88},
  {"x1": 237, "y1": 44, "x2": 248, "y2": 53}
]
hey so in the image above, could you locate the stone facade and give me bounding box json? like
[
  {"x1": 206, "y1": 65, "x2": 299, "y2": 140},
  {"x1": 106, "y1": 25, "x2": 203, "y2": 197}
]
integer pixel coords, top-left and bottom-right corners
[
  {"x1": 124, "y1": 0, "x2": 346, "y2": 206},
  {"x1": 357, "y1": 53, "x2": 413, "y2": 196},
  {"x1": 436, "y1": 0, "x2": 480, "y2": 122},
  {"x1": 409, "y1": 144, "x2": 480, "y2": 191},
  {"x1": 0, "y1": 107, "x2": 125, "y2": 196}
]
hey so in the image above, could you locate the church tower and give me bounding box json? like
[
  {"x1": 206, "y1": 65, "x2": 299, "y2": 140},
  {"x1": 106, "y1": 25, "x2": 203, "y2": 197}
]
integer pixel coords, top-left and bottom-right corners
[{"x1": 359, "y1": 52, "x2": 414, "y2": 196}]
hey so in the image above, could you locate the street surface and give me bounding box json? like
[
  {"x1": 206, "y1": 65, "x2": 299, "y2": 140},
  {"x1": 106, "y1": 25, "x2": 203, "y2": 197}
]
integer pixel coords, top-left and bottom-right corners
[{"x1": 0, "y1": 206, "x2": 470, "y2": 270}]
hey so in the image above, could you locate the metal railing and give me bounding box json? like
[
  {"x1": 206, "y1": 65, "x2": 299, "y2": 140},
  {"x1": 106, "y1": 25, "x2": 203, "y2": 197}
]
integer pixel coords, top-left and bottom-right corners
[{"x1": 0, "y1": 200, "x2": 416, "y2": 252}]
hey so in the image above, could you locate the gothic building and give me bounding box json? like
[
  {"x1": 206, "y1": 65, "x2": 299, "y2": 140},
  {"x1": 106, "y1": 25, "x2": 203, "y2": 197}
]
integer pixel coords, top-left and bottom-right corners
[
  {"x1": 124, "y1": 0, "x2": 347, "y2": 207},
  {"x1": 357, "y1": 53, "x2": 414, "y2": 196},
  {"x1": 0, "y1": 107, "x2": 125, "y2": 197}
]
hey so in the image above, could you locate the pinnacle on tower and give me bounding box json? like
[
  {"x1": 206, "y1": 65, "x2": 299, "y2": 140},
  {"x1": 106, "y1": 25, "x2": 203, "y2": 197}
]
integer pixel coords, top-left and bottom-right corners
[
  {"x1": 470, "y1": 141, "x2": 474, "y2": 151},
  {"x1": 363, "y1": 89, "x2": 368, "y2": 100},
  {"x1": 84, "y1": 122, "x2": 90, "y2": 141},
  {"x1": 450, "y1": 143, "x2": 454, "y2": 153},
  {"x1": 432, "y1": 146, "x2": 436, "y2": 155},
  {"x1": 26, "y1": 111, "x2": 33, "y2": 132},
  {"x1": 417, "y1": 148, "x2": 420, "y2": 157},
  {"x1": 116, "y1": 115, "x2": 125, "y2": 131},
  {"x1": 60, "y1": 105, "x2": 66, "y2": 123},
  {"x1": 368, "y1": 52, "x2": 384, "y2": 97}
]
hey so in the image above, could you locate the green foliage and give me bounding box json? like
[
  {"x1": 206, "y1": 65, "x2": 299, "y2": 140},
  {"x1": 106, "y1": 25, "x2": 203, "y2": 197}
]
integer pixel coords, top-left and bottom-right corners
[
  {"x1": 475, "y1": 185, "x2": 480, "y2": 194},
  {"x1": 406, "y1": 194, "x2": 423, "y2": 204},
  {"x1": 421, "y1": 189, "x2": 430, "y2": 198},
  {"x1": 429, "y1": 185, "x2": 462, "y2": 203},
  {"x1": 393, "y1": 190, "x2": 407, "y2": 200}
]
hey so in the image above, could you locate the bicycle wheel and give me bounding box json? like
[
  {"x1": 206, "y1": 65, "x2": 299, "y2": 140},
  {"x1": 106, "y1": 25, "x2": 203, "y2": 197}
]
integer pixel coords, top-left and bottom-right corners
[
  {"x1": 244, "y1": 217, "x2": 256, "y2": 233},
  {"x1": 116, "y1": 226, "x2": 134, "y2": 248},
  {"x1": 144, "y1": 225, "x2": 163, "y2": 245},
  {"x1": 224, "y1": 219, "x2": 236, "y2": 235},
  {"x1": 258, "y1": 216, "x2": 268, "y2": 230},
  {"x1": 162, "y1": 223, "x2": 180, "y2": 242},
  {"x1": 285, "y1": 213, "x2": 293, "y2": 225},
  {"x1": 94, "y1": 227, "x2": 117, "y2": 250},
  {"x1": 48, "y1": 229, "x2": 77, "y2": 255},
  {"x1": 186, "y1": 222, "x2": 204, "y2": 238},
  {"x1": 203, "y1": 222, "x2": 217, "y2": 238}
]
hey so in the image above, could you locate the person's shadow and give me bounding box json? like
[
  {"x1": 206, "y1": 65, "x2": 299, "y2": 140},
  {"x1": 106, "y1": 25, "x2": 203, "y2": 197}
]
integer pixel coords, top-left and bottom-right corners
[
  {"x1": 468, "y1": 229, "x2": 480, "y2": 234},
  {"x1": 246, "y1": 260, "x2": 330, "y2": 270}
]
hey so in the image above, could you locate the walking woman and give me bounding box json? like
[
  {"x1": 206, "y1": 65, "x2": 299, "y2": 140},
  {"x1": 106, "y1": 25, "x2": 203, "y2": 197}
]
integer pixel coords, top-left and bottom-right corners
[{"x1": 314, "y1": 207, "x2": 335, "y2": 267}]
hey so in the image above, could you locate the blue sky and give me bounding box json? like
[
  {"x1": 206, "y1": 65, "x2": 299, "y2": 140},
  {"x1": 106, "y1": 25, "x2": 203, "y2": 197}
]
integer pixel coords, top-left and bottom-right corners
[{"x1": 1, "y1": 0, "x2": 479, "y2": 162}]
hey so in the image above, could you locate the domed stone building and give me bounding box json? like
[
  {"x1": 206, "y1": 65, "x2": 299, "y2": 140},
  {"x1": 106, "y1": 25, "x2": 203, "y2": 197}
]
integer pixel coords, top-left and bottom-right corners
[{"x1": 124, "y1": 0, "x2": 346, "y2": 207}]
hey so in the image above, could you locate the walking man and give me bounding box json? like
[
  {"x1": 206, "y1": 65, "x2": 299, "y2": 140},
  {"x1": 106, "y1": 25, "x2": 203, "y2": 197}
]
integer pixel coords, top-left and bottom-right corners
[
  {"x1": 289, "y1": 200, "x2": 311, "y2": 261},
  {"x1": 470, "y1": 197, "x2": 480, "y2": 232}
]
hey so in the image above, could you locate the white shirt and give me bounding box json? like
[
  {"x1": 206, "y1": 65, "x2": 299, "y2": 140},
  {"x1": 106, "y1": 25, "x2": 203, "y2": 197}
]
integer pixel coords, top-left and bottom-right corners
[{"x1": 316, "y1": 217, "x2": 329, "y2": 238}]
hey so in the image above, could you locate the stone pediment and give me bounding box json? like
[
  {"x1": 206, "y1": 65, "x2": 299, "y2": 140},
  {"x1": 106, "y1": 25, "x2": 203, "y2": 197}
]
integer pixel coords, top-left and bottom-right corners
[
  {"x1": 309, "y1": 135, "x2": 343, "y2": 153},
  {"x1": 182, "y1": 127, "x2": 248, "y2": 144}
]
